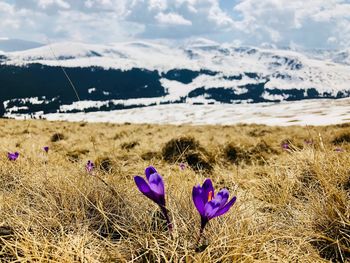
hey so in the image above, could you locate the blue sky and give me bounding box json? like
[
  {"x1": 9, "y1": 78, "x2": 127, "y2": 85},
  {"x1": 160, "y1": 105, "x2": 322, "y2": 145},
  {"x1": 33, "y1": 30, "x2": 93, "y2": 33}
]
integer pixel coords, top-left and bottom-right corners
[{"x1": 1, "y1": 0, "x2": 350, "y2": 49}]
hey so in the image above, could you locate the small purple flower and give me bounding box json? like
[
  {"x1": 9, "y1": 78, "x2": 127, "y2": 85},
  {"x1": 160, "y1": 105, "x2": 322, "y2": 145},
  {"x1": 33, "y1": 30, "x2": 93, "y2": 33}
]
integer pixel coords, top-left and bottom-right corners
[
  {"x1": 134, "y1": 166, "x2": 172, "y2": 231},
  {"x1": 134, "y1": 166, "x2": 165, "y2": 207},
  {"x1": 8, "y1": 152, "x2": 19, "y2": 161},
  {"x1": 179, "y1": 163, "x2": 186, "y2": 170},
  {"x1": 334, "y1": 147, "x2": 344, "y2": 152},
  {"x1": 43, "y1": 146, "x2": 49, "y2": 153},
  {"x1": 192, "y1": 178, "x2": 236, "y2": 235},
  {"x1": 282, "y1": 143, "x2": 290, "y2": 150},
  {"x1": 86, "y1": 160, "x2": 95, "y2": 173},
  {"x1": 304, "y1": 139, "x2": 313, "y2": 145}
]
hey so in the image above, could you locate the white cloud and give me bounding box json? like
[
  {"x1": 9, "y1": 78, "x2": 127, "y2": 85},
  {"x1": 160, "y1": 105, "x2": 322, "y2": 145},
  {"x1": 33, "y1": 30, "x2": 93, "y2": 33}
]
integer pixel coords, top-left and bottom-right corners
[
  {"x1": 327, "y1": 36, "x2": 337, "y2": 44},
  {"x1": 155, "y1": 12, "x2": 192, "y2": 26},
  {"x1": 148, "y1": 0, "x2": 167, "y2": 11},
  {"x1": 0, "y1": 2, "x2": 33, "y2": 30},
  {"x1": 0, "y1": 0, "x2": 349, "y2": 49},
  {"x1": 311, "y1": 2, "x2": 350, "y2": 22},
  {"x1": 38, "y1": 0, "x2": 70, "y2": 9},
  {"x1": 231, "y1": 0, "x2": 350, "y2": 48},
  {"x1": 52, "y1": 9, "x2": 143, "y2": 42},
  {"x1": 0, "y1": 1, "x2": 13, "y2": 13},
  {"x1": 125, "y1": 0, "x2": 235, "y2": 39},
  {"x1": 207, "y1": 0, "x2": 234, "y2": 27}
]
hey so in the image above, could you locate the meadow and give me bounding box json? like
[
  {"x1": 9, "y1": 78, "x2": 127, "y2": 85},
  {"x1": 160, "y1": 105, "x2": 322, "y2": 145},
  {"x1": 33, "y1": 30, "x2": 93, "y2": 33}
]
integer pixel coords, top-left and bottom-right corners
[{"x1": 0, "y1": 118, "x2": 349, "y2": 262}]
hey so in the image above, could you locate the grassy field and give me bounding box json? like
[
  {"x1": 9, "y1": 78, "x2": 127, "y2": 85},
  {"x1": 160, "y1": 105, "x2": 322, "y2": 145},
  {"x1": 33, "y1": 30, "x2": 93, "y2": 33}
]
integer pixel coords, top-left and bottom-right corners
[{"x1": 0, "y1": 118, "x2": 349, "y2": 262}]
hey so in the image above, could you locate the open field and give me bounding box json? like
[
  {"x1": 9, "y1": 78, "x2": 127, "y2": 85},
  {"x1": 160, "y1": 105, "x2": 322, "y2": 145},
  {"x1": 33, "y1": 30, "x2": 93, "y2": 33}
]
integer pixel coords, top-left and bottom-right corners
[{"x1": 0, "y1": 118, "x2": 349, "y2": 262}]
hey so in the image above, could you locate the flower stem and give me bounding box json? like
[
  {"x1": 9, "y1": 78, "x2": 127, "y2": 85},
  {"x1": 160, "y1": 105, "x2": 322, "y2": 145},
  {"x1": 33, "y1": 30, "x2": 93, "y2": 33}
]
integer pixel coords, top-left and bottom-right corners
[
  {"x1": 196, "y1": 227, "x2": 204, "y2": 247},
  {"x1": 160, "y1": 205, "x2": 173, "y2": 232},
  {"x1": 196, "y1": 218, "x2": 207, "y2": 248}
]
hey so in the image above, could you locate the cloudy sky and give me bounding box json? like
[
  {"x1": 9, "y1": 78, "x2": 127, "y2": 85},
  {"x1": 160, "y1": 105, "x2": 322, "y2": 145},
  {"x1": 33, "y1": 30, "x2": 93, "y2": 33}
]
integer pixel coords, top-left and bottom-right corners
[{"x1": 1, "y1": 0, "x2": 350, "y2": 49}]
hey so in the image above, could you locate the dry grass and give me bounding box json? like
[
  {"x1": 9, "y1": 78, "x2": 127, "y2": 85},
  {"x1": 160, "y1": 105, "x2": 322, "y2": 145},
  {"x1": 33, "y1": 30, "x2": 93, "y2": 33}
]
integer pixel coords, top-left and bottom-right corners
[{"x1": 0, "y1": 118, "x2": 349, "y2": 262}]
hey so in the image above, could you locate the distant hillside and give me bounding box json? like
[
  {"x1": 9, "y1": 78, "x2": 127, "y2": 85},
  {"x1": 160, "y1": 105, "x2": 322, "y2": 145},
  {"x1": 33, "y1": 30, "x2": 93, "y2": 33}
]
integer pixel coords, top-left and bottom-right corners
[{"x1": 1, "y1": 40, "x2": 350, "y2": 117}]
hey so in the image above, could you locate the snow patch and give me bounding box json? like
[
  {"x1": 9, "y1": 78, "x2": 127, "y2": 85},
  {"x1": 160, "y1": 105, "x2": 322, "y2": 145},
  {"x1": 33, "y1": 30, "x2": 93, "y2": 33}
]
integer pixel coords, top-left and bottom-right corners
[
  {"x1": 21, "y1": 98, "x2": 350, "y2": 126},
  {"x1": 88, "y1": 87, "x2": 96, "y2": 94}
]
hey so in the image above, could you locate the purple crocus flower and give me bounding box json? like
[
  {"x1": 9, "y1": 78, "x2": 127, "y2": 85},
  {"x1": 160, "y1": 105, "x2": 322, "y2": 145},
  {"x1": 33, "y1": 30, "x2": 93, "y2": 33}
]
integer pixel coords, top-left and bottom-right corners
[
  {"x1": 134, "y1": 166, "x2": 172, "y2": 231},
  {"x1": 8, "y1": 152, "x2": 19, "y2": 161},
  {"x1": 334, "y1": 147, "x2": 344, "y2": 152},
  {"x1": 86, "y1": 160, "x2": 95, "y2": 173},
  {"x1": 282, "y1": 143, "x2": 290, "y2": 150},
  {"x1": 304, "y1": 139, "x2": 313, "y2": 145},
  {"x1": 43, "y1": 146, "x2": 49, "y2": 153},
  {"x1": 192, "y1": 178, "x2": 236, "y2": 236},
  {"x1": 179, "y1": 163, "x2": 186, "y2": 171}
]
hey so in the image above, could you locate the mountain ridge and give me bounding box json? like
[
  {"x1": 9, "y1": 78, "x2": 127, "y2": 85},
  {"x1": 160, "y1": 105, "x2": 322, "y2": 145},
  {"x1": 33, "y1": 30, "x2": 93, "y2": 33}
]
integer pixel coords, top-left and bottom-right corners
[{"x1": 1, "y1": 40, "x2": 350, "y2": 118}]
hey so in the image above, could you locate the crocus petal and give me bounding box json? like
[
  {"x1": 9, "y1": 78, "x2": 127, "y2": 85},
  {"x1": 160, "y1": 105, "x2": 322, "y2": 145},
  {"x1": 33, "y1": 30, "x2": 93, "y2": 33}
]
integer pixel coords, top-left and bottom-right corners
[
  {"x1": 213, "y1": 196, "x2": 237, "y2": 218},
  {"x1": 134, "y1": 176, "x2": 157, "y2": 202},
  {"x1": 202, "y1": 178, "x2": 214, "y2": 203},
  {"x1": 204, "y1": 199, "x2": 221, "y2": 219},
  {"x1": 179, "y1": 163, "x2": 186, "y2": 170},
  {"x1": 145, "y1": 166, "x2": 157, "y2": 180},
  {"x1": 148, "y1": 173, "x2": 165, "y2": 196},
  {"x1": 86, "y1": 161, "x2": 94, "y2": 172},
  {"x1": 7, "y1": 152, "x2": 19, "y2": 161},
  {"x1": 192, "y1": 185, "x2": 206, "y2": 216},
  {"x1": 215, "y1": 189, "x2": 229, "y2": 208}
]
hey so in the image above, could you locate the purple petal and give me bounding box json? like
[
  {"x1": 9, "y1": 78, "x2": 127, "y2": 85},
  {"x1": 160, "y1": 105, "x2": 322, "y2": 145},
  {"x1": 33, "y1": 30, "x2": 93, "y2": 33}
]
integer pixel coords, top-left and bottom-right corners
[
  {"x1": 204, "y1": 199, "x2": 221, "y2": 219},
  {"x1": 202, "y1": 178, "x2": 214, "y2": 203},
  {"x1": 134, "y1": 176, "x2": 157, "y2": 202},
  {"x1": 215, "y1": 189, "x2": 229, "y2": 208},
  {"x1": 192, "y1": 185, "x2": 205, "y2": 216},
  {"x1": 213, "y1": 196, "x2": 237, "y2": 218},
  {"x1": 334, "y1": 148, "x2": 343, "y2": 152},
  {"x1": 134, "y1": 176, "x2": 151, "y2": 195},
  {"x1": 145, "y1": 166, "x2": 157, "y2": 180},
  {"x1": 148, "y1": 173, "x2": 165, "y2": 196},
  {"x1": 282, "y1": 143, "x2": 290, "y2": 150},
  {"x1": 179, "y1": 163, "x2": 186, "y2": 170},
  {"x1": 86, "y1": 160, "x2": 94, "y2": 172},
  {"x1": 7, "y1": 152, "x2": 19, "y2": 161}
]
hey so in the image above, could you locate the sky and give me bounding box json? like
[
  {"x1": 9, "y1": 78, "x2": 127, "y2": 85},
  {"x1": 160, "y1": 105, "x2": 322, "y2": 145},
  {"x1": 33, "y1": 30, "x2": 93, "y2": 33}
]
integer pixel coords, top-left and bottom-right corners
[{"x1": 1, "y1": 0, "x2": 350, "y2": 49}]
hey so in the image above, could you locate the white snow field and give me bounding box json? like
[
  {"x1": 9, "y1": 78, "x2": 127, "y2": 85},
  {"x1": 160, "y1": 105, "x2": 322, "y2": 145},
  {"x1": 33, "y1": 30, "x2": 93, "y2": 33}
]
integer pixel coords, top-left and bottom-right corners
[{"x1": 38, "y1": 98, "x2": 350, "y2": 126}]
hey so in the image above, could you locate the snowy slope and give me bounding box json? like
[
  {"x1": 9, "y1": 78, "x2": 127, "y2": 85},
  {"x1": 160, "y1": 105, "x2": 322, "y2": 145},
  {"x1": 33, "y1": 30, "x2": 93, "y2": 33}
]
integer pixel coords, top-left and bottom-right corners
[
  {"x1": 331, "y1": 49, "x2": 350, "y2": 65},
  {"x1": 5, "y1": 40, "x2": 350, "y2": 97},
  {"x1": 1, "y1": 39, "x2": 350, "y2": 120}
]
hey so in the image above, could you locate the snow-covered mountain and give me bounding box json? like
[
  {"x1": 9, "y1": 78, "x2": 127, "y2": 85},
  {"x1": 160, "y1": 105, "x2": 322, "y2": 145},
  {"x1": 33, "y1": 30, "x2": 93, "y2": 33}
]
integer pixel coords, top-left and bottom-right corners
[
  {"x1": 1, "y1": 39, "x2": 350, "y2": 118},
  {"x1": 329, "y1": 49, "x2": 350, "y2": 65},
  {"x1": 305, "y1": 48, "x2": 350, "y2": 66}
]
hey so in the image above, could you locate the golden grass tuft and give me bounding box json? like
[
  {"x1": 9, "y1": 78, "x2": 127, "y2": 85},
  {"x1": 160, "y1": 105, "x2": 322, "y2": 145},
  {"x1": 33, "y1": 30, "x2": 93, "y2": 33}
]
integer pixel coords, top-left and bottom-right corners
[
  {"x1": 332, "y1": 132, "x2": 350, "y2": 145},
  {"x1": 161, "y1": 136, "x2": 214, "y2": 173},
  {"x1": 0, "y1": 118, "x2": 349, "y2": 262}
]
